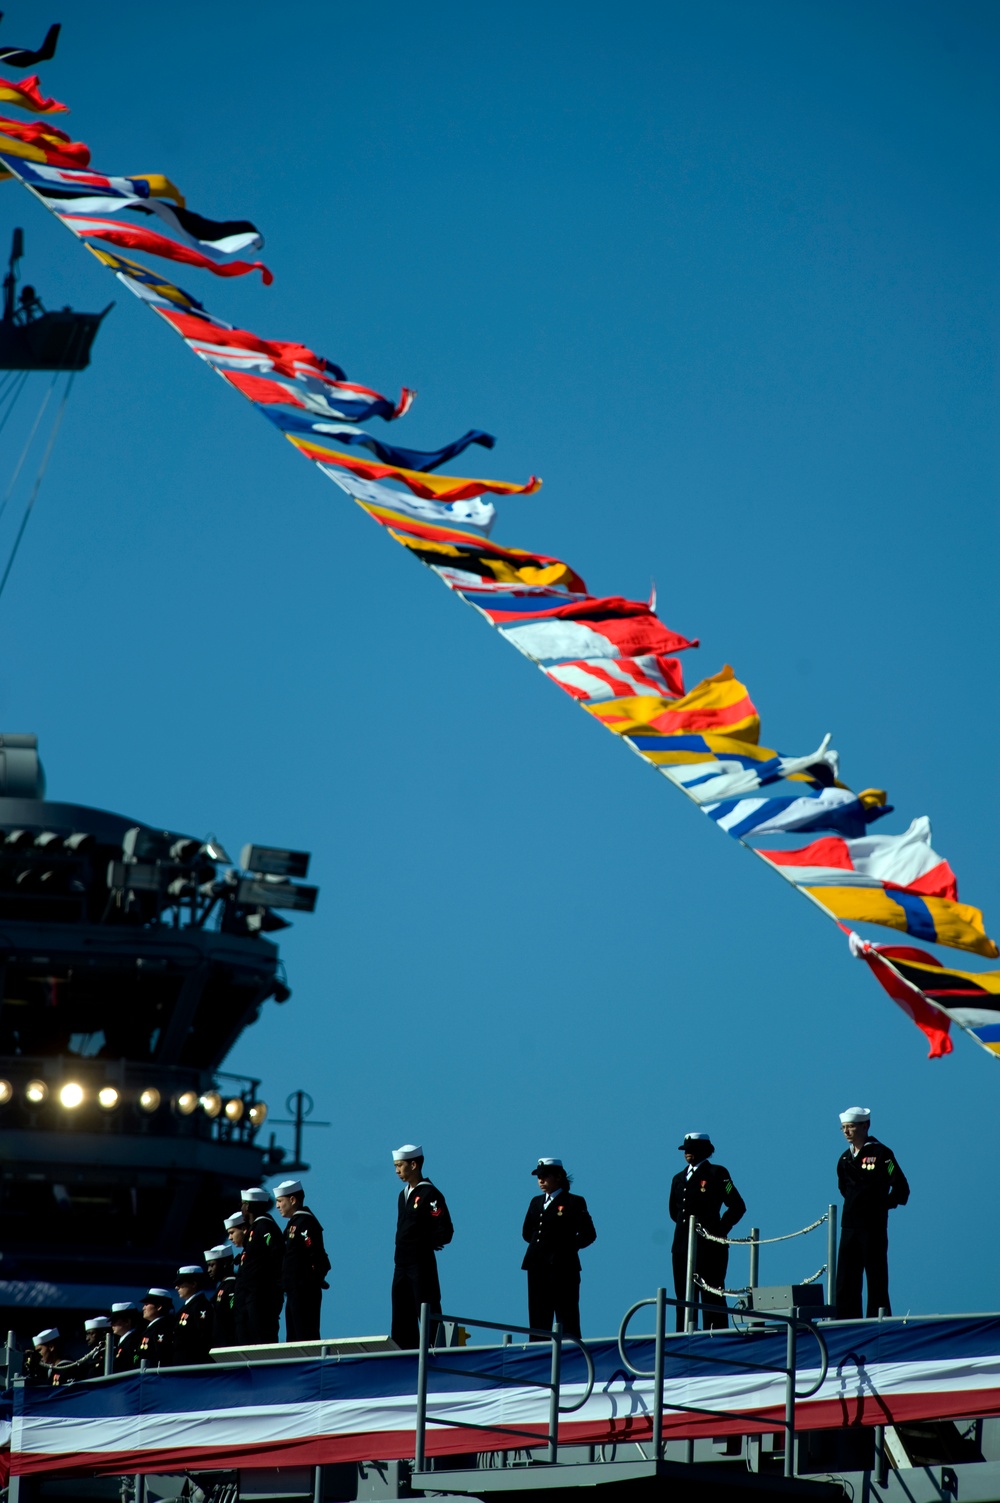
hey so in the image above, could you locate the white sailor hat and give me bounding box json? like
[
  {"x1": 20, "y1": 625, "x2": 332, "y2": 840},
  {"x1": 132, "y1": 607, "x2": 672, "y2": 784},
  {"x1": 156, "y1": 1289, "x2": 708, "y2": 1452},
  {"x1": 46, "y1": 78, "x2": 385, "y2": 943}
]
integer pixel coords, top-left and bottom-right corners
[
  {"x1": 205, "y1": 1244, "x2": 234, "y2": 1262},
  {"x1": 678, "y1": 1131, "x2": 715, "y2": 1151},
  {"x1": 241, "y1": 1186, "x2": 271, "y2": 1203},
  {"x1": 175, "y1": 1265, "x2": 204, "y2": 1282},
  {"x1": 32, "y1": 1327, "x2": 59, "y2": 1345},
  {"x1": 530, "y1": 1157, "x2": 563, "y2": 1175},
  {"x1": 392, "y1": 1143, "x2": 422, "y2": 1162},
  {"x1": 274, "y1": 1178, "x2": 303, "y2": 1197},
  {"x1": 110, "y1": 1303, "x2": 137, "y2": 1315},
  {"x1": 143, "y1": 1289, "x2": 173, "y2": 1303},
  {"x1": 224, "y1": 1211, "x2": 246, "y2": 1229},
  {"x1": 839, "y1": 1106, "x2": 871, "y2": 1124},
  {"x1": 84, "y1": 1317, "x2": 111, "y2": 1332}
]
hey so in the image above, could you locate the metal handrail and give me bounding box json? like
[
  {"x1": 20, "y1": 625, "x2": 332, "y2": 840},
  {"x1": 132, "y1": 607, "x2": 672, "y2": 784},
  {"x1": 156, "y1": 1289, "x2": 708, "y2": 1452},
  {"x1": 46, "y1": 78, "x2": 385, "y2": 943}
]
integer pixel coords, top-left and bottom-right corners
[
  {"x1": 414, "y1": 1304, "x2": 596, "y2": 1473},
  {"x1": 617, "y1": 1289, "x2": 829, "y2": 1479}
]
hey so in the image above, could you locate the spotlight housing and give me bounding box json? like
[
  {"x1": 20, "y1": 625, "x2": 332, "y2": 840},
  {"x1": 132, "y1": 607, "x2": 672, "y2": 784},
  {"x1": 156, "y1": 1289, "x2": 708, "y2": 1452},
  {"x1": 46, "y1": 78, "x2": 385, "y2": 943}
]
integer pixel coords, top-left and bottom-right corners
[
  {"x1": 59, "y1": 1082, "x2": 84, "y2": 1109},
  {"x1": 175, "y1": 1090, "x2": 199, "y2": 1117},
  {"x1": 138, "y1": 1087, "x2": 161, "y2": 1114},
  {"x1": 200, "y1": 1091, "x2": 222, "y2": 1119},
  {"x1": 0, "y1": 1079, "x2": 11, "y2": 1105},
  {"x1": 224, "y1": 1097, "x2": 244, "y2": 1122},
  {"x1": 248, "y1": 1101, "x2": 268, "y2": 1126},
  {"x1": 97, "y1": 1086, "x2": 120, "y2": 1110},
  {"x1": 25, "y1": 1079, "x2": 48, "y2": 1104}
]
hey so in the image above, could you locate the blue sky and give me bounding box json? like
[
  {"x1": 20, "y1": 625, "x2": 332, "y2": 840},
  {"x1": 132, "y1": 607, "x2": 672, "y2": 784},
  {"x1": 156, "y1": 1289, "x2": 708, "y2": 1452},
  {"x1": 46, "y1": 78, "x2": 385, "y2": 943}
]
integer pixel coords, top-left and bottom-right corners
[{"x1": 1, "y1": 0, "x2": 997, "y2": 1334}]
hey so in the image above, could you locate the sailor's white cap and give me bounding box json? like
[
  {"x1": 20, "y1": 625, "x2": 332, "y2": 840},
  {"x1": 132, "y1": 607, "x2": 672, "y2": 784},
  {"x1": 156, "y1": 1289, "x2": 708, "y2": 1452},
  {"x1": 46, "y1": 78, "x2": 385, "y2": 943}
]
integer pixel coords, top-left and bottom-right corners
[
  {"x1": 241, "y1": 1186, "x2": 271, "y2": 1203},
  {"x1": 33, "y1": 1327, "x2": 59, "y2": 1345},
  {"x1": 531, "y1": 1157, "x2": 563, "y2": 1174},
  {"x1": 274, "y1": 1179, "x2": 303, "y2": 1197},
  {"x1": 393, "y1": 1143, "x2": 422, "y2": 1162},
  {"x1": 839, "y1": 1106, "x2": 871, "y2": 1124},
  {"x1": 176, "y1": 1265, "x2": 204, "y2": 1280},
  {"x1": 84, "y1": 1317, "x2": 111, "y2": 1332},
  {"x1": 110, "y1": 1303, "x2": 137, "y2": 1315},
  {"x1": 205, "y1": 1244, "x2": 234, "y2": 1262},
  {"x1": 224, "y1": 1212, "x2": 246, "y2": 1229},
  {"x1": 144, "y1": 1289, "x2": 173, "y2": 1303}
]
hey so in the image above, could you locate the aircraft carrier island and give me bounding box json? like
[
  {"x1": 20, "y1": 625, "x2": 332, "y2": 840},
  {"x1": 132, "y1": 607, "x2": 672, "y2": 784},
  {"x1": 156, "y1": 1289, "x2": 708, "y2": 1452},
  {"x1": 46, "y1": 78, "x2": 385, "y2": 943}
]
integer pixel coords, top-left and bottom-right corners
[{"x1": 0, "y1": 732, "x2": 317, "y2": 1332}]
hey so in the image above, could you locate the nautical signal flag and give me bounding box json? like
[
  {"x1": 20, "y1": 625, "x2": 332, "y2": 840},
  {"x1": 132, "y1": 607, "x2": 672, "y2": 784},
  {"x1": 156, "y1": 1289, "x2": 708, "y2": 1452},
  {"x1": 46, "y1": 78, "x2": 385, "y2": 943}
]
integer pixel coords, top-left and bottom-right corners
[
  {"x1": 221, "y1": 370, "x2": 414, "y2": 423},
  {"x1": 391, "y1": 535, "x2": 587, "y2": 595},
  {"x1": 500, "y1": 602, "x2": 696, "y2": 663},
  {"x1": 544, "y1": 654, "x2": 686, "y2": 703},
  {"x1": 0, "y1": 74, "x2": 68, "y2": 114},
  {"x1": 0, "y1": 119, "x2": 89, "y2": 169},
  {"x1": 334, "y1": 476, "x2": 497, "y2": 544},
  {"x1": 587, "y1": 666, "x2": 758, "y2": 743},
  {"x1": 808, "y1": 887, "x2": 996, "y2": 958},
  {"x1": 155, "y1": 310, "x2": 345, "y2": 381},
  {"x1": 55, "y1": 214, "x2": 274, "y2": 283},
  {"x1": 287, "y1": 433, "x2": 540, "y2": 503},
  {"x1": 855, "y1": 941, "x2": 1000, "y2": 1059},
  {"x1": 756, "y1": 819, "x2": 958, "y2": 900},
  {"x1": 704, "y1": 787, "x2": 892, "y2": 840}
]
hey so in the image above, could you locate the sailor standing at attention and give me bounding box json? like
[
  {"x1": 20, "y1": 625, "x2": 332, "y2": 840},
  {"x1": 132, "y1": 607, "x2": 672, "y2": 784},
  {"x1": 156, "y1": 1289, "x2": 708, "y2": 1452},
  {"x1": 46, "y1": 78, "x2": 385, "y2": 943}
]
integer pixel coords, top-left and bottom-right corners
[
  {"x1": 669, "y1": 1132, "x2": 747, "y2": 1331},
  {"x1": 521, "y1": 1158, "x2": 596, "y2": 1341},
  {"x1": 173, "y1": 1266, "x2": 214, "y2": 1364},
  {"x1": 138, "y1": 1290, "x2": 175, "y2": 1367},
  {"x1": 224, "y1": 1212, "x2": 248, "y2": 1341},
  {"x1": 205, "y1": 1245, "x2": 238, "y2": 1348},
  {"x1": 275, "y1": 1177, "x2": 331, "y2": 1342},
  {"x1": 240, "y1": 1187, "x2": 284, "y2": 1344},
  {"x1": 390, "y1": 1143, "x2": 454, "y2": 1350},
  {"x1": 836, "y1": 1106, "x2": 910, "y2": 1318}
]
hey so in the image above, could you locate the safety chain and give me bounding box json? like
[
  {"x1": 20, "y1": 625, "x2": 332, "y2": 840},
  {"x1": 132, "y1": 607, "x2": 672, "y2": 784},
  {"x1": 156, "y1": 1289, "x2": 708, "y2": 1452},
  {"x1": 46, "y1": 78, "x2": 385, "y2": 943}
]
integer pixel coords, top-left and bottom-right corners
[
  {"x1": 694, "y1": 1263, "x2": 827, "y2": 1299},
  {"x1": 696, "y1": 1212, "x2": 828, "y2": 1246}
]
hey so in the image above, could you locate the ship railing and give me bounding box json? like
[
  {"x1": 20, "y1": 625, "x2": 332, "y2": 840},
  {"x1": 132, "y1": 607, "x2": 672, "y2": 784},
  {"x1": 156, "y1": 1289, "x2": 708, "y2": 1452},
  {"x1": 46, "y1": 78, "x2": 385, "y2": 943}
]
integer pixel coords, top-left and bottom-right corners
[
  {"x1": 413, "y1": 1302, "x2": 595, "y2": 1473},
  {"x1": 618, "y1": 1288, "x2": 828, "y2": 1479}
]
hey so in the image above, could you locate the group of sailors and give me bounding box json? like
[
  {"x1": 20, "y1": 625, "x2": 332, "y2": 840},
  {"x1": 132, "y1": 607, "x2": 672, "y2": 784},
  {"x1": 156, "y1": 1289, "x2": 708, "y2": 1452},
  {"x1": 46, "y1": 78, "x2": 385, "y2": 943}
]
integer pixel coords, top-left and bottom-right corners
[
  {"x1": 24, "y1": 1176, "x2": 329, "y2": 1385},
  {"x1": 24, "y1": 1110, "x2": 909, "y2": 1384}
]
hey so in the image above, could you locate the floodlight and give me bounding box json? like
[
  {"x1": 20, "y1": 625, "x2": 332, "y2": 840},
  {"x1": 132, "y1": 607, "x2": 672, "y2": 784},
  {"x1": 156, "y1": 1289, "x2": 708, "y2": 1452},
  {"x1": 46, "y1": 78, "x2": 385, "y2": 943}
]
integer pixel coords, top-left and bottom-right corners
[
  {"x1": 169, "y1": 837, "x2": 200, "y2": 863},
  {"x1": 236, "y1": 877, "x2": 318, "y2": 913},
  {"x1": 248, "y1": 1101, "x2": 268, "y2": 1126},
  {"x1": 0, "y1": 1080, "x2": 12, "y2": 1105},
  {"x1": 138, "y1": 1088, "x2": 161, "y2": 1113},
  {"x1": 25, "y1": 1079, "x2": 48, "y2": 1104},
  {"x1": 34, "y1": 831, "x2": 61, "y2": 849},
  {"x1": 224, "y1": 1098, "x2": 244, "y2": 1122},
  {"x1": 64, "y1": 831, "x2": 96, "y2": 852},
  {"x1": 203, "y1": 836, "x2": 232, "y2": 864},
  {"x1": 175, "y1": 1090, "x2": 199, "y2": 1116},
  {"x1": 58, "y1": 1082, "x2": 84, "y2": 1109},
  {"x1": 200, "y1": 1091, "x2": 222, "y2": 1119},
  {"x1": 97, "y1": 1087, "x2": 120, "y2": 1110},
  {"x1": 240, "y1": 845, "x2": 311, "y2": 879}
]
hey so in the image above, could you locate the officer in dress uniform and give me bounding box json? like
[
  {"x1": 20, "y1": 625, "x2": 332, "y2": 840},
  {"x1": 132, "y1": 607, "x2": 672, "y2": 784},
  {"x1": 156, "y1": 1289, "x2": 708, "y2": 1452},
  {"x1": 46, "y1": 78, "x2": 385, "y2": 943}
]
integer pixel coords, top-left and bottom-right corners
[
  {"x1": 224, "y1": 1212, "x2": 248, "y2": 1342},
  {"x1": 390, "y1": 1143, "x2": 454, "y2": 1351},
  {"x1": 110, "y1": 1304, "x2": 144, "y2": 1372},
  {"x1": 275, "y1": 1178, "x2": 331, "y2": 1342},
  {"x1": 669, "y1": 1132, "x2": 747, "y2": 1331},
  {"x1": 521, "y1": 1158, "x2": 597, "y2": 1342},
  {"x1": 240, "y1": 1187, "x2": 284, "y2": 1344},
  {"x1": 172, "y1": 1266, "x2": 214, "y2": 1364},
  {"x1": 205, "y1": 1244, "x2": 238, "y2": 1348},
  {"x1": 139, "y1": 1290, "x2": 175, "y2": 1367},
  {"x1": 836, "y1": 1106, "x2": 910, "y2": 1318}
]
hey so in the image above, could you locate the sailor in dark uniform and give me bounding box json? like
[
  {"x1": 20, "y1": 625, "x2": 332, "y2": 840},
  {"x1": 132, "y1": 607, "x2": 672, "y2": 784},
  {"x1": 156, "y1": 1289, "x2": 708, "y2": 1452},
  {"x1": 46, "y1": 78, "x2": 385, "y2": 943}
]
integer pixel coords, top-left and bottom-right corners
[
  {"x1": 205, "y1": 1244, "x2": 238, "y2": 1348},
  {"x1": 224, "y1": 1212, "x2": 249, "y2": 1342},
  {"x1": 836, "y1": 1106, "x2": 910, "y2": 1318},
  {"x1": 669, "y1": 1132, "x2": 747, "y2": 1331},
  {"x1": 275, "y1": 1177, "x2": 330, "y2": 1342},
  {"x1": 139, "y1": 1289, "x2": 175, "y2": 1367},
  {"x1": 63, "y1": 1316, "x2": 113, "y2": 1381},
  {"x1": 521, "y1": 1157, "x2": 596, "y2": 1341},
  {"x1": 240, "y1": 1187, "x2": 284, "y2": 1344},
  {"x1": 110, "y1": 1303, "x2": 144, "y2": 1372},
  {"x1": 24, "y1": 1327, "x2": 64, "y2": 1384},
  {"x1": 390, "y1": 1143, "x2": 454, "y2": 1350},
  {"x1": 172, "y1": 1266, "x2": 214, "y2": 1365}
]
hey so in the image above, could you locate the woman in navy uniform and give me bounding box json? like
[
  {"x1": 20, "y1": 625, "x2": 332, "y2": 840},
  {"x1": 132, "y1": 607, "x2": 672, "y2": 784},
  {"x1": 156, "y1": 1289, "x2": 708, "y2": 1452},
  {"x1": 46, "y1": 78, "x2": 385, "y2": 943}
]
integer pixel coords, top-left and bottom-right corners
[
  {"x1": 836, "y1": 1106, "x2": 909, "y2": 1317},
  {"x1": 390, "y1": 1143, "x2": 454, "y2": 1350},
  {"x1": 138, "y1": 1290, "x2": 174, "y2": 1367},
  {"x1": 240, "y1": 1188, "x2": 284, "y2": 1344},
  {"x1": 669, "y1": 1132, "x2": 746, "y2": 1331},
  {"x1": 172, "y1": 1266, "x2": 214, "y2": 1364},
  {"x1": 521, "y1": 1157, "x2": 596, "y2": 1341}
]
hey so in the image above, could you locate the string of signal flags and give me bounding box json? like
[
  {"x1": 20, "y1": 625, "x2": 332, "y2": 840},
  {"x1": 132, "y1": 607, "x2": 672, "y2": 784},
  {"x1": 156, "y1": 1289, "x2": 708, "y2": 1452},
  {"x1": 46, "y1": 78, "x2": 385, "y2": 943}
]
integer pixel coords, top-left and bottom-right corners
[{"x1": 1, "y1": 40, "x2": 997, "y2": 1064}]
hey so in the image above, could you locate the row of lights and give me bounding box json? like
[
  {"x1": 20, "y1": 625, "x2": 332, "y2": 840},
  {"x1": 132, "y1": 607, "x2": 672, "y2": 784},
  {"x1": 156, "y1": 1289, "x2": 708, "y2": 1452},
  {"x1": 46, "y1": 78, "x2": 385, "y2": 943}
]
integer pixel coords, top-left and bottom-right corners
[{"x1": 0, "y1": 1078, "x2": 268, "y2": 1123}]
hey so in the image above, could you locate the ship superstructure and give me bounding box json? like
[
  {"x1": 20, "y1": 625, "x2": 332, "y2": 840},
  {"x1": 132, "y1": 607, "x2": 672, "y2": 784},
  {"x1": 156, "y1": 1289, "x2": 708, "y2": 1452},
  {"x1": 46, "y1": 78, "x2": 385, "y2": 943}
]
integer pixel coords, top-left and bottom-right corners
[{"x1": 0, "y1": 733, "x2": 316, "y2": 1332}]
